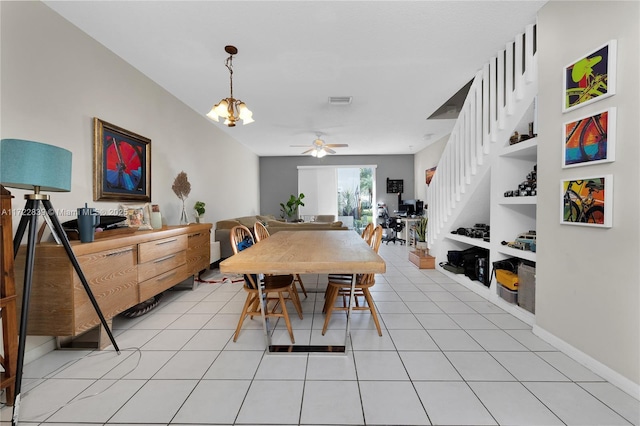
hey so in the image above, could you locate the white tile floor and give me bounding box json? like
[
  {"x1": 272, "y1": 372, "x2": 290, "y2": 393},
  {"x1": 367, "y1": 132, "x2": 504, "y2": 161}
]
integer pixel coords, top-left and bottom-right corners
[{"x1": 2, "y1": 243, "x2": 639, "y2": 425}]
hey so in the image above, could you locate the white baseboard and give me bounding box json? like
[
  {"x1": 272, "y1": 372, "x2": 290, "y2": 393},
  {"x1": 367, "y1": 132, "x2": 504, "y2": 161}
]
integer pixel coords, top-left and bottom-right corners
[
  {"x1": 533, "y1": 325, "x2": 640, "y2": 401},
  {"x1": 24, "y1": 336, "x2": 57, "y2": 365}
]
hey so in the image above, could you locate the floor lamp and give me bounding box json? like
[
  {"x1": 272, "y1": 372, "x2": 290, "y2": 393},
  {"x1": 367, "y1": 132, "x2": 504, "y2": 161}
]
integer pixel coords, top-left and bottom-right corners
[{"x1": 0, "y1": 139, "x2": 120, "y2": 426}]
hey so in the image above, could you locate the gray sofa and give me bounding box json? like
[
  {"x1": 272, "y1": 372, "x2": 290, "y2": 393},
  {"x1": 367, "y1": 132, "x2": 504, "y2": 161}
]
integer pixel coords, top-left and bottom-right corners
[{"x1": 214, "y1": 214, "x2": 347, "y2": 259}]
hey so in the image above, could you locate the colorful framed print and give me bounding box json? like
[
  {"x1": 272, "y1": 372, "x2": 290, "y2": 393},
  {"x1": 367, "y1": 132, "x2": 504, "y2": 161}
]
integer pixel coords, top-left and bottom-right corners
[
  {"x1": 93, "y1": 118, "x2": 151, "y2": 202},
  {"x1": 563, "y1": 108, "x2": 616, "y2": 168},
  {"x1": 561, "y1": 175, "x2": 612, "y2": 228},
  {"x1": 425, "y1": 167, "x2": 436, "y2": 185},
  {"x1": 563, "y1": 40, "x2": 616, "y2": 113}
]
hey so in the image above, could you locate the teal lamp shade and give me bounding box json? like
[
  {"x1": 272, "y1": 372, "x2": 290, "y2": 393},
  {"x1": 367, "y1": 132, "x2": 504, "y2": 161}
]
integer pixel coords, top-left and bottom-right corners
[{"x1": 0, "y1": 139, "x2": 72, "y2": 192}]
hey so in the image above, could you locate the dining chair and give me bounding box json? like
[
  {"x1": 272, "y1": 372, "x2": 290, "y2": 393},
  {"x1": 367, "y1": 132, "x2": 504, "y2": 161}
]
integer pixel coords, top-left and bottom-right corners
[
  {"x1": 253, "y1": 221, "x2": 270, "y2": 242},
  {"x1": 229, "y1": 225, "x2": 302, "y2": 343},
  {"x1": 322, "y1": 225, "x2": 383, "y2": 336},
  {"x1": 361, "y1": 222, "x2": 375, "y2": 245},
  {"x1": 253, "y1": 221, "x2": 308, "y2": 298}
]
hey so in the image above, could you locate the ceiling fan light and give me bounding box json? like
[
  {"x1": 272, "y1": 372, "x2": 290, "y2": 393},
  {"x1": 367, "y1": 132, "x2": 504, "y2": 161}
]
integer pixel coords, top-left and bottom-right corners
[
  {"x1": 316, "y1": 149, "x2": 327, "y2": 158},
  {"x1": 310, "y1": 150, "x2": 318, "y2": 157}
]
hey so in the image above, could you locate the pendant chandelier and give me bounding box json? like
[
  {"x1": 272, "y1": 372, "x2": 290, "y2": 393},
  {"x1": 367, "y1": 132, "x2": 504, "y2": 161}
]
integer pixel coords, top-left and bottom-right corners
[{"x1": 206, "y1": 45, "x2": 254, "y2": 127}]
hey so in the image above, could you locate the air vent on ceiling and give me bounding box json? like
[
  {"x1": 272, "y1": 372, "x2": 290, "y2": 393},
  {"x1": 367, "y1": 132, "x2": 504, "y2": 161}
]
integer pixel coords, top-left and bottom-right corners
[{"x1": 328, "y1": 96, "x2": 353, "y2": 105}]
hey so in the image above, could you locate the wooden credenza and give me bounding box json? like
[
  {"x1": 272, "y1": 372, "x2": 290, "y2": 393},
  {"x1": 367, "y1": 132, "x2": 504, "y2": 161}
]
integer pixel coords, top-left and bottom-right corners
[{"x1": 14, "y1": 224, "x2": 211, "y2": 341}]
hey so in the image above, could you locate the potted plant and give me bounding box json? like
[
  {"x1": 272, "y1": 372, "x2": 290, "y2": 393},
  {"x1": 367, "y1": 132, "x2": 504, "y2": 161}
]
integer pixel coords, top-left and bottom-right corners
[
  {"x1": 414, "y1": 216, "x2": 428, "y2": 251},
  {"x1": 280, "y1": 193, "x2": 305, "y2": 221},
  {"x1": 194, "y1": 201, "x2": 206, "y2": 223}
]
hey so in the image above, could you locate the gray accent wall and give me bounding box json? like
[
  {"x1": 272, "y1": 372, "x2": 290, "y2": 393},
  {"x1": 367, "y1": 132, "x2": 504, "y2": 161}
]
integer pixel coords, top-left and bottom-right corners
[{"x1": 260, "y1": 155, "x2": 414, "y2": 218}]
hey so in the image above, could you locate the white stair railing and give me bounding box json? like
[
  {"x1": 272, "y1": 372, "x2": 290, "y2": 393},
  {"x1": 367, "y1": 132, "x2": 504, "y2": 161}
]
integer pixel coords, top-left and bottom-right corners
[{"x1": 427, "y1": 24, "x2": 537, "y2": 246}]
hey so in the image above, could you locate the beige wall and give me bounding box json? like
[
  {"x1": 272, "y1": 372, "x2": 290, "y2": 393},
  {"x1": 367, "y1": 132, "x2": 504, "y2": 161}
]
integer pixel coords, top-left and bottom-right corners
[
  {"x1": 537, "y1": 1, "x2": 639, "y2": 393},
  {"x1": 1, "y1": 1, "x2": 260, "y2": 227},
  {"x1": 1, "y1": 1, "x2": 260, "y2": 360}
]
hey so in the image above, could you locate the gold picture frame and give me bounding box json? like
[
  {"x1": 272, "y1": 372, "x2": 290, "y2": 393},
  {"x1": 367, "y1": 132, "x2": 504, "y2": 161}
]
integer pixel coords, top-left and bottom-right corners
[{"x1": 93, "y1": 118, "x2": 151, "y2": 202}]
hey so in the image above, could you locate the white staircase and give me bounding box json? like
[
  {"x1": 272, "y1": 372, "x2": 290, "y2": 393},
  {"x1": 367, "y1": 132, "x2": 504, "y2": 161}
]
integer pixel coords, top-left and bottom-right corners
[{"x1": 427, "y1": 24, "x2": 538, "y2": 257}]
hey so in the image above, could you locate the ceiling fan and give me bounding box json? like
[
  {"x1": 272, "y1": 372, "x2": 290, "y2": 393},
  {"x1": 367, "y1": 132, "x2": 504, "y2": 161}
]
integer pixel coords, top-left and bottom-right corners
[{"x1": 291, "y1": 137, "x2": 348, "y2": 157}]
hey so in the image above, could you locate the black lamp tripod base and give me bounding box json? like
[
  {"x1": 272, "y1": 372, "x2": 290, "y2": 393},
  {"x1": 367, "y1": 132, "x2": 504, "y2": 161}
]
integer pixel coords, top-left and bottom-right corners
[{"x1": 11, "y1": 196, "x2": 119, "y2": 426}]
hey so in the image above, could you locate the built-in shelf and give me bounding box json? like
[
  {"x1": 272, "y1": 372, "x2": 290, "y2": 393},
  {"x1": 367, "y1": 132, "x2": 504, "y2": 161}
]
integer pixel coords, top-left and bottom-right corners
[
  {"x1": 445, "y1": 233, "x2": 491, "y2": 250},
  {"x1": 499, "y1": 196, "x2": 537, "y2": 205},
  {"x1": 436, "y1": 264, "x2": 535, "y2": 326},
  {"x1": 500, "y1": 137, "x2": 537, "y2": 160},
  {"x1": 496, "y1": 246, "x2": 536, "y2": 262}
]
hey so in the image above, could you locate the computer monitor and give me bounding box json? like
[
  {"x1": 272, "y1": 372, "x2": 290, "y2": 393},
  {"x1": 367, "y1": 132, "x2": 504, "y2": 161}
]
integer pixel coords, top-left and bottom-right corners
[{"x1": 398, "y1": 204, "x2": 415, "y2": 215}]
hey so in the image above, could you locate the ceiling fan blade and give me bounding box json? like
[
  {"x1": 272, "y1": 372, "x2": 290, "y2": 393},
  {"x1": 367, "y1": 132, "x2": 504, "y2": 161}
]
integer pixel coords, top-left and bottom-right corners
[
  {"x1": 324, "y1": 147, "x2": 336, "y2": 154},
  {"x1": 301, "y1": 148, "x2": 314, "y2": 155},
  {"x1": 290, "y1": 145, "x2": 312, "y2": 147},
  {"x1": 324, "y1": 144, "x2": 349, "y2": 148}
]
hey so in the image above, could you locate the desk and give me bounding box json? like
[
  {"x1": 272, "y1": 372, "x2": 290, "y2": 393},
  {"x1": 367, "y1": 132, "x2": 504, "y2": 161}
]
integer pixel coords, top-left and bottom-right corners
[
  {"x1": 220, "y1": 230, "x2": 386, "y2": 353},
  {"x1": 401, "y1": 217, "x2": 421, "y2": 246}
]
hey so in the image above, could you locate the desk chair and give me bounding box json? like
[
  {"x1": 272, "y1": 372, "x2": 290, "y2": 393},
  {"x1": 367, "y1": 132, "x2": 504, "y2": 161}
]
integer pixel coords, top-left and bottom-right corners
[
  {"x1": 230, "y1": 225, "x2": 302, "y2": 343},
  {"x1": 383, "y1": 217, "x2": 405, "y2": 245},
  {"x1": 254, "y1": 221, "x2": 308, "y2": 298},
  {"x1": 322, "y1": 225, "x2": 384, "y2": 336}
]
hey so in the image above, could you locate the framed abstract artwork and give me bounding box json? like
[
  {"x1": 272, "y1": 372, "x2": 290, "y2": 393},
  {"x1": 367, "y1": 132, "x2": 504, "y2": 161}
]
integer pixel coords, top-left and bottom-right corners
[
  {"x1": 561, "y1": 175, "x2": 612, "y2": 228},
  {"x1": 562, "y1": 108, "x2": 616, "y2": 168},
  {"x1": 93, "y1": 118, "x2": 151, "y2": 202},
  {"x1": 563, "y1": 40, "x2": 616, "y2": 113},
  {"x1": 425, "y1": 166, "x2": 437, "y2": 185}
]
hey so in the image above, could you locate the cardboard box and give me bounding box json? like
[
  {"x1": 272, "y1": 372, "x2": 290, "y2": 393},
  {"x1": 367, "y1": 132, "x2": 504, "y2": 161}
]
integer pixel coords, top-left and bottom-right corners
[{"x1": 409, "y1": 250, "x2": 435, "y2": 269}]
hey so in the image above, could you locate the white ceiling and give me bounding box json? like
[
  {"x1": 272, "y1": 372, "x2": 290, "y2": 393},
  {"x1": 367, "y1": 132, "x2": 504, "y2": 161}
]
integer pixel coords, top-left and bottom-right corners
[{"x1": 44, "y1": 1, "x2": 546, "y2": 157}]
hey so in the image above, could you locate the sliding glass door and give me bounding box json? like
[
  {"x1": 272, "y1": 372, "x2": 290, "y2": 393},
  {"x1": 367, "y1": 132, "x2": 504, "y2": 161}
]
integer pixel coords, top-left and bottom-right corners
[
  {"x1": 299, "y1": 165, "x2": 375, "y2": 233},
  {"x1": 337, "y1": 166, "x2": 375, "y2": 233}
]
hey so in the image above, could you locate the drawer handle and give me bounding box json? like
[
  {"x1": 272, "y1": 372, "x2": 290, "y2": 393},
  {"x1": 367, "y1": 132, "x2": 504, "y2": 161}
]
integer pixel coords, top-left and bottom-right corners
[
  {"x1": 158, "y1": 271, "x2": 177, "y2": 281},
  {"x1": 154, "y1": 254, "x2": 176, "y2": 264},
  {"x1": 156, "y1": 238, "x2": 178, "y2": 245},
  {"x1": 106, "y1": 248, "x2": 134, "y2": 257},
  {"x1": 188, "y1": 233, "x2": 202, "y2": 238}
]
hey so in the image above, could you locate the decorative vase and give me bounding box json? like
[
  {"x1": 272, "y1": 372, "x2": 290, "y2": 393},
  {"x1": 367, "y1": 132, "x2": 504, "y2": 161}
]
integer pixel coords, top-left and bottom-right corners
[
  {"x1": 150, "y1": 211, "x2": 163, "y2": 229},
  {"x1": 179, "y1": 201, "x2": 189, "y2": 225},
  {"x1": 416, "y1": 241, "x2": 428, "y2": 251}
]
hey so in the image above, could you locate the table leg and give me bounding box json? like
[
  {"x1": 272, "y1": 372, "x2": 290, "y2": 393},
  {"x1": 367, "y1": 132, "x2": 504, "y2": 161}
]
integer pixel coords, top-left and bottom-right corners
[
  {"x1": 249, "y1": 274, "x2": 271, "y2": 350},
  {"x1": 343, "y1": 273, "x2": 356, "y2": 352}
]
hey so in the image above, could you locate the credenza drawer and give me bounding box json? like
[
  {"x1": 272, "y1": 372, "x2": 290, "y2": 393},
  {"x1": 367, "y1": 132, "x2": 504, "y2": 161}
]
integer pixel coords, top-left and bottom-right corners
[
  {"x1": 139, "y1": 263, "x2": 189, "y2": 301},
  {"x1": 187, "y1": 230, "x2": 211, "y2": 275},
  {"x1": 138, "y1": 234, "x2": 187, "y2": 263},
  {"x1": 138, "y1": 250, "x2": 186, "y2": 282}
]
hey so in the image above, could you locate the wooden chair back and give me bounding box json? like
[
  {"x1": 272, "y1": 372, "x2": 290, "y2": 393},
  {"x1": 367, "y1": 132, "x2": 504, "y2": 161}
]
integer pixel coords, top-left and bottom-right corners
[
  {"x1": 360, "y1": 225, "x2": 383, "y2": 285},
  {"x1": 369, "y1": 225, "x2": 383, "y2": 253},
  {"x1": 230, "y1": 225, "x2": 254, "y2": 255},
  {"x1": 361, "y1": 222, "x2": 374, "y2": 244},
  {"x1": 253, "y1": 221, "x2": 270, "y2": 242}
]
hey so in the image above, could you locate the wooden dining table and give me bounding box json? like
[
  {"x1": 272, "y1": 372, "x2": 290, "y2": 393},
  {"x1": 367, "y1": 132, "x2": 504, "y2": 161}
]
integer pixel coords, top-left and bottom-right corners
[{"x1": 219, "y1": 230, "x2": 386, "y2": 353}]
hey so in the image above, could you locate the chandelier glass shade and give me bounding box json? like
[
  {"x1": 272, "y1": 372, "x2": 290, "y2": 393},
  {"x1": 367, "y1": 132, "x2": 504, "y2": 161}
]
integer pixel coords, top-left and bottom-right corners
[{"x1": 206, "y1": 45, "x2": 254, "y2": 127}]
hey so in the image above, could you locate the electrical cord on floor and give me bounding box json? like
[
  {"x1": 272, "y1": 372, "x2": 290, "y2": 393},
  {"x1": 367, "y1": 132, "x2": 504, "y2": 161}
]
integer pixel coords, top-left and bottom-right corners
[{"x1": 13, "y1": 346, "x2": 143, "y2": 422}]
